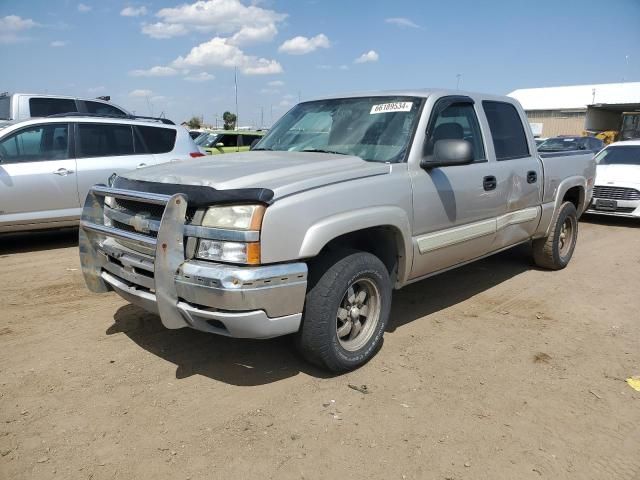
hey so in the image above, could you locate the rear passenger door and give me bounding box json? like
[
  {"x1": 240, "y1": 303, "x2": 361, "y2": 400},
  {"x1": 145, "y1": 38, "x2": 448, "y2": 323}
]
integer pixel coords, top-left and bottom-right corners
[
  {"x1": 481, "y1": 101, "x2": 542, "y2": 249},
  {"x1": 74, "y1": 123, "x2": 156, "y2": 203},
  {"x1": 0, "y1": 122, "x2": 79, "y2": 226}
]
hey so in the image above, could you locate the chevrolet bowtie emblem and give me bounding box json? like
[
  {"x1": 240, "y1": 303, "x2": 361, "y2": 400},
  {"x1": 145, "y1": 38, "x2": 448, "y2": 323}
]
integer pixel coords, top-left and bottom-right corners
[{"x1": 129, "y1": 214, "x2": 151, "y2": 233}]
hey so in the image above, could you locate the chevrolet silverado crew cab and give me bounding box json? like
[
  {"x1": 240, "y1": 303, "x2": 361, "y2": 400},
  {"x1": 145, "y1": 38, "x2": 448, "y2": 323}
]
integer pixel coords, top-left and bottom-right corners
[{"x1": 79, "y1": 89, "x2": 596, "y2": 372}]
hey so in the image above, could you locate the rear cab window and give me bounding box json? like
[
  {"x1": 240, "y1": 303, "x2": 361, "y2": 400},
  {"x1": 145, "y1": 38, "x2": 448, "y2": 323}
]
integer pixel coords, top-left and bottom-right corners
[
  {"x1": 482, "y1": 101, "x2": 530, "y2": 160},
  {"x1": 82, "y1": 101, "x2": 127, "y2": 117},
  {"x1": 29, "y1": 98, "x2": 78, "y2": 117}
]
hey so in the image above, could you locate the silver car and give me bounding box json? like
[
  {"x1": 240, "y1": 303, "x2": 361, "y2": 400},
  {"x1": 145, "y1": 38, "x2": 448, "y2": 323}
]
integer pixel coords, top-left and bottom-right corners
[{"x1": 0, "y1": 115, "x2": 204, "y2": 232}]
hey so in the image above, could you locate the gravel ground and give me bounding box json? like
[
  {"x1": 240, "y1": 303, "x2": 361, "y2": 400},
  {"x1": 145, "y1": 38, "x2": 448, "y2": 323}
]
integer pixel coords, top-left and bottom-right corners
[{"x1": 1, "y1": 216, "x2": 639, "y2": 480}]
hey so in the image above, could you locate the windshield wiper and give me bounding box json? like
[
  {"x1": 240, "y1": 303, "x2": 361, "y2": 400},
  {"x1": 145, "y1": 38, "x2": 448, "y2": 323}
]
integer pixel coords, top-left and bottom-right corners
[
  {"x1": 302, "y1": 148, "x2": 348, "y2": 155},
  {"x1": 252, "y1": 147, "x2": 273, "y2": 151}
]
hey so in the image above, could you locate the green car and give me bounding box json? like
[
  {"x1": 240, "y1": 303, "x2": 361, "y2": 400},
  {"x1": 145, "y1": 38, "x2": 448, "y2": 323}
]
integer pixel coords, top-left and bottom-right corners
[{"x1": 196, "y1": 130, "x2": 266, "y2": 155}]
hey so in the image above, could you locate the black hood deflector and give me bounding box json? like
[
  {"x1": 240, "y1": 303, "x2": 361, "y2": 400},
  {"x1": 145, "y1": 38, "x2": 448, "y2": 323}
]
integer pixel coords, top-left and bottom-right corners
[{"x1": 113, "y1": 176, "x2": 274, "y2": 206}]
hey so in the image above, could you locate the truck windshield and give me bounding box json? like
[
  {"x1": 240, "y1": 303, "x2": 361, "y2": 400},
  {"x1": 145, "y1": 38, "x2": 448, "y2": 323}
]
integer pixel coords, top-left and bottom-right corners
[
  {"x1": 0, "y1": 97, "x2": 10, "y2": 120},
  {"x1": 255, "y1": 96, "x2": 423, "y2": 163},
  {"x1": 595, "y1": 146, "x2": 640, "y2": 166}
]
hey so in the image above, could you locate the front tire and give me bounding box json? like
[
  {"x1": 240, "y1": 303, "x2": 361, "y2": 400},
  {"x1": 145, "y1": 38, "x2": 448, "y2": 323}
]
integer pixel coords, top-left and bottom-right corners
[
  {"x1": 295, "y1": 251, "x2": 392, "y2": 372},
  {"x1": 533, "y1": 201, "x2": 578, "y2": 270}
]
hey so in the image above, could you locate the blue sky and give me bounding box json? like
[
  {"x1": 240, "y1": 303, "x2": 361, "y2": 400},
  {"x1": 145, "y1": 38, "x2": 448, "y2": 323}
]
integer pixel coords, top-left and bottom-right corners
[{"x1": 1, "y1": 0, "x2": 639, "y2": 127}]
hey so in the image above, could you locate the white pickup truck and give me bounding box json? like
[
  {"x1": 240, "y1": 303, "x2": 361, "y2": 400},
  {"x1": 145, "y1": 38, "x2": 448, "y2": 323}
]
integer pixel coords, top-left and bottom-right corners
[{"x1": 79, "y1": 89, "x2": 596, "y2": 371}]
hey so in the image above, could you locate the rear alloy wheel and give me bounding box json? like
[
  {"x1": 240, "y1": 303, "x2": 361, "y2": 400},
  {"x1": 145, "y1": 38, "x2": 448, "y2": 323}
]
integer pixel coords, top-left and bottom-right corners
[{"x1": 295, "y1": 251, "x2": 391, "y2": 372}]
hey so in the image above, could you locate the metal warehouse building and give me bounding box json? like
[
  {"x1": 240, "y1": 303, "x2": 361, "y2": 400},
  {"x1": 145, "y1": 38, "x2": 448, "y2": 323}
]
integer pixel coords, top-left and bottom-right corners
[{"x1": 508, "y1": 82, "x2": 640, "y2": 138}]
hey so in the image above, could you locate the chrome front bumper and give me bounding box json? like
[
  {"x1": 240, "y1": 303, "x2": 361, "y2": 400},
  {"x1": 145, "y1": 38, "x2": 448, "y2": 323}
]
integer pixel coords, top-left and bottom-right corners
[{"x1": 79, "y1": 186, "x2": 307, "y2": 339}]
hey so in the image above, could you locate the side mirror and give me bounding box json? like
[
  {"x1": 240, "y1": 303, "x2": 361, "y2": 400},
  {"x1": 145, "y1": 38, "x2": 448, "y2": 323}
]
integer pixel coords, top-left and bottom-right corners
[
  {"x1": 215, "y1": 142, "x2": 224, "y2": 147},
  {"x1": 250, "y1": 139, "x2": 260, "y2": 150},
  {"x1": 421, "y1": 139, "x2": 474, "y2": 169}
]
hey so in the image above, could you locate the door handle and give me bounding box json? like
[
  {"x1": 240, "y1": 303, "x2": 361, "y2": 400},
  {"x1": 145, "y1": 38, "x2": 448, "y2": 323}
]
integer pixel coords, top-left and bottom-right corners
[
  {"x1": 53, "y1": 168, "x2": 74, "y2": 176},
  {"x1": 527, "y1": 171, "x2": 537, "y2": 184},
  {"x1": 483, "y1": 175, "x2": 497, "y2": 191},
  {"x1": 136, "y1": 163, "x2": 147, "y2": 169}
]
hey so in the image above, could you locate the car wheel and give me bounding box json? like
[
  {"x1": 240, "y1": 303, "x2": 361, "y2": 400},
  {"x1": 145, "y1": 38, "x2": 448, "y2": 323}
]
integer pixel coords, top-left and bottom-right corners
[{"x1": 295, "y1": 250, "x2": 392, "y2": 372}]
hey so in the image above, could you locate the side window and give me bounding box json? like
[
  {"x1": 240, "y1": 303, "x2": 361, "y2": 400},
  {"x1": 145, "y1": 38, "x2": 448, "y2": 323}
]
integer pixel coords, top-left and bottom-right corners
[
  {"x1": 242, "y1": 135, "x2": 261, "y2": 146},
  {"x1": 83, "y1": 101, "x2": 127, "y2": 117},
  {"x1": 425, "y1": 102, "x2": 485, "y2": 161},
  {"x1": 77, "y1": 123, "x2": 135, "y2": 158},
  {"x1": 217, "y1": 135, "x2": 239, "y2": 147},
  {"x1": 0, "y1": 124, "x2": 69, "y2": 163},
  {"x1": 482, "y1": 101, "x2": 530, "y2": 160},
  {"x1": 29, "y1": 98, "x2": 77, "y2": 117},
  {"x1": 135, "y1": 126, "x2": 177, "y2": 154}
]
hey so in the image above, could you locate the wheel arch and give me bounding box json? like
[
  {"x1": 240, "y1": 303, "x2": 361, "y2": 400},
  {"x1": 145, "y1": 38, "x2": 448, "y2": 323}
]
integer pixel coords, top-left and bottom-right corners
[{"x1": 298, "y1": 206, "x2": 413, "y2": 287}]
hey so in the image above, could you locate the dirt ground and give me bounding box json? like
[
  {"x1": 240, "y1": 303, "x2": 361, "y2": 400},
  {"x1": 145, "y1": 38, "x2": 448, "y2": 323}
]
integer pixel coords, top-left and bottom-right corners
[{"x1": 1, "y1": 216, "x2": 639, "y2": 480}]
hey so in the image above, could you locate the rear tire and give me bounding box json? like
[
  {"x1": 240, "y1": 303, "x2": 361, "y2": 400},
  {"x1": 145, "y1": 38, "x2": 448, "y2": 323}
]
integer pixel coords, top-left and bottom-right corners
[
  {"x1": 533, "y1": 201, "x2": 578, "y2": 270},
  {"x1": 295, "y1": 250, "x2": 392, "y2": 372}
]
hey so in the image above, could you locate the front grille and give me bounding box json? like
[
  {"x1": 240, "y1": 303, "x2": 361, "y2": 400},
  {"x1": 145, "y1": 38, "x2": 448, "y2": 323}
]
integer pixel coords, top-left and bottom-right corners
[
  {"x1": 616, "y1": 207, "x2": 637, "y2": 213},
  {"x1": 593, "y1": 186, "x2": 640, "y2": 201},
  {"x1": 114, "y1": 198, "x2": 165, "y2": 220},
  {"x1": 112, "y1": 219, "x2": 159, "y2": 238}
]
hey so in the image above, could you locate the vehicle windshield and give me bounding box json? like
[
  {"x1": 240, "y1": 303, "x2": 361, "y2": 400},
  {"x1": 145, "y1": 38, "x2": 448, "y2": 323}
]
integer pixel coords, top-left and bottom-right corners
[
  {"x1": 196, "y1": 133, "x2": 220, "y2": 147},
  {"x1": 255, "y1": 96, "x2": 423, "y2": 163},
  {"x1": 0, "y1": 97, "x2": 10, "y2": 120},
  {"x1": 538, "y1": 137, "x2": 585, "y2": 152},
  {"x1": 595, "y1": 146, "x2": 640, "y2": 166}
]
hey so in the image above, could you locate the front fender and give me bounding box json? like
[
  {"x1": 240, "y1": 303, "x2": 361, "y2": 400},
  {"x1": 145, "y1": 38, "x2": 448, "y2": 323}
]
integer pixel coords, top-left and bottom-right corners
[{"x1": 298, "y1": 206, "x2": 413, "y2": 285}]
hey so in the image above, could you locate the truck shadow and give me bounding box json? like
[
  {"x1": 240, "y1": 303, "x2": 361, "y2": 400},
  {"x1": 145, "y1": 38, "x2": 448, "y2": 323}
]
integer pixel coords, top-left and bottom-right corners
[
  {"x1": 0, "y1": 228, "x2": 78, "y2": 254},
  {"x1": 108, "y1": 304, "x2": 334, "y2": 386},
  {"x1": 388, "y1": 243, "x2": 532, "y2": 331},
  {"x1": 107, "y1": 243, "x2": 534, "y2": 386}
]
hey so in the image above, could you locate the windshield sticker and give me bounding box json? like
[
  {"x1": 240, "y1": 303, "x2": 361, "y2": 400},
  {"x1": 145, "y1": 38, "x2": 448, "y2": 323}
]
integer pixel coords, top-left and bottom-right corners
[
  {"x1": 370, "y1": 102, "x2": 413, "y2": 114},
  {"x1": 564, "y1": 138, "x2": 575, "y2": 141}
]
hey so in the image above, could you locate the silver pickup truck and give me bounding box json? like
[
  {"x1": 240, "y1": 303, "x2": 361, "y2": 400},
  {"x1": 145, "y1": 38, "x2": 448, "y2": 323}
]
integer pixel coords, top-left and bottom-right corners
[{"x1": 79, "y1": 89, "x2": 596, "y2": 372}]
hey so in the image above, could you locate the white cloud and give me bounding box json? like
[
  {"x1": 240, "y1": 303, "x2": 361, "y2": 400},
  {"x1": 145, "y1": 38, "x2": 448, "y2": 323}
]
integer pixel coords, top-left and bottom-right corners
[
  {"x1": 385, "y1": 17, "x2": 420, "y2": 28},
  {"x1": 77, "y1": 3, "x2": 92, "y2": 13},
  {"x1": 130, "y1": 66, "x2": 179, "y2": 77},
  {"x1": 267, "y1": 80, "x2": 284, "y2": 87},
  {"x1": 141, "y1": 22, "x2": 188, "y2": 39},
  {"x1": 144, "y1": 0, "x2": 286, "y2": 40},
  {"x1": 278, "y1": 33, "x2": 329, "y2": 55},
  {"x1": 0, "y1": 15, "x2": 38, "y2": 44},
  {"x1": 339, "y1": 64, "x2": 349, "y2": 70},
  {"x1": 171, "y1": 36, "x2": 282, "y2": 75},
  {"x1": 229, "y1": 23, "x2": 277, "y2": 46},
  {"x1": 354, "y1": 50, "x2": 379, "y2": 64},
  {"x1": 121, "y1": 6, "x2": 148, "y2": 17},
  {"x1": 87, "y1": 86, "x2": 105, "y2": 93},
  {"x1": 50, "y1": 40, "x2": 69, "y2": 47},
  {"x1": 129, "y1": 89, "x2": 153, "y2": 98},
  {"x1": 184, "y1": 72, "x2": 215, "y2": 82}
]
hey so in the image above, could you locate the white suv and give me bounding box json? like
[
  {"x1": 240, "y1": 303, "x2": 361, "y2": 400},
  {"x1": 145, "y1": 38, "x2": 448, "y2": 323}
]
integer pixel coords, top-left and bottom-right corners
[{"x1": 0, "y1": 115, "x2": 204, "y2": 232}]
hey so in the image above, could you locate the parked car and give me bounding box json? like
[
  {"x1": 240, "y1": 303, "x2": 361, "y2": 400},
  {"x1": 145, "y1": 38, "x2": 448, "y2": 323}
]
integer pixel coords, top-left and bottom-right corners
[
  {"x1": 197, "y1": 130, "x2": 265, "y2": 155},
  {"x1": 78, "y1": 89, "x2": 595, "y2": 372},
  {"x1": 538, "y1": 136, "x2": 604, "y2": 153},
  {"x1": 0, "y1": 92, "x2": 130, "y2": 126},
  {"x1": 535, "y1": 138, "x2": 548, "y2": 147},
  {"x1": 0, "y1": 114, "x2": 203, "y2": 233},
  {"x1": 585, "y1": 140, "x2": 640, "y2": 218}
]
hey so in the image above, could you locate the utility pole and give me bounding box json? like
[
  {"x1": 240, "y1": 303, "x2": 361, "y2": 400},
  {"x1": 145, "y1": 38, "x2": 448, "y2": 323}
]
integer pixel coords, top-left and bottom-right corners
[
  {"x1": 456, "y1": 73, "x2": 462, "y2": 90},
  {"x1": 234, "y1": 67, "x2": 239, "y2": 131}
]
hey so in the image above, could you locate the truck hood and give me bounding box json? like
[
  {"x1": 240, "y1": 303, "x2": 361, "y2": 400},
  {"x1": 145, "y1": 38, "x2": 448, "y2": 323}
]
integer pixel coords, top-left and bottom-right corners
[
  {"x1": 122, "y1": 151, "x2": 390, "y2": 199},
  {"x1": 595, "y1": 163, "x2": 640, "y2": 186}
]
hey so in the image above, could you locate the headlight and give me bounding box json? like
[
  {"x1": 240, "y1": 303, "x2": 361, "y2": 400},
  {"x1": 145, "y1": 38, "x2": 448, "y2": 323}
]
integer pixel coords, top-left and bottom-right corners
[
  {"x1": 201, "y1": 205, "x2": 264, "y2": 230},
  {"x1": 197, "y1": 239, "x2": 260, "y2": 264},
  {"x1": 197, "y1": 205, "x2": 265, "y2": 264}
]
